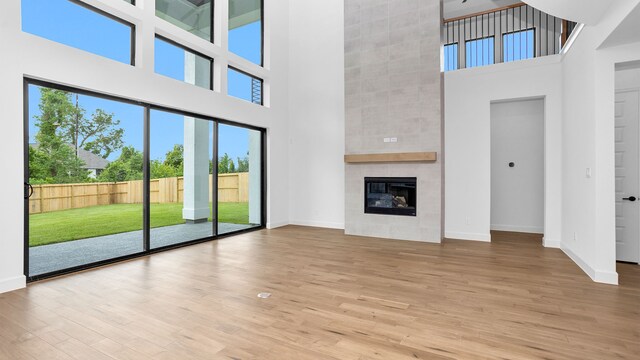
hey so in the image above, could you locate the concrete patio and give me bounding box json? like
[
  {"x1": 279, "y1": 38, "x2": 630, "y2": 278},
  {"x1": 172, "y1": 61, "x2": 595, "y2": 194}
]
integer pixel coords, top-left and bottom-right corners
[{"x1": 29, "y1": 222, "x2": 254, "y2": 276}]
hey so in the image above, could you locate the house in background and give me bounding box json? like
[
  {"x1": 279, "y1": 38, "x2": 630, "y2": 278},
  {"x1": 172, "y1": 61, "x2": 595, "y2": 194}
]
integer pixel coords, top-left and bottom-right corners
[
  {"x1": 77, "y1": 147, "x2": 110, "y2": 178},
  {"x1": 29, "y1": 143, "x2": 110, "y2": 178}
]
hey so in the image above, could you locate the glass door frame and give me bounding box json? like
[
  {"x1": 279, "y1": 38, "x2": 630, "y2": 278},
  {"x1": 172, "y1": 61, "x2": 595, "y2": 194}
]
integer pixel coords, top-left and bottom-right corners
[{"x1": 23, "y1": 77, "x2": 267, "y2": 282}]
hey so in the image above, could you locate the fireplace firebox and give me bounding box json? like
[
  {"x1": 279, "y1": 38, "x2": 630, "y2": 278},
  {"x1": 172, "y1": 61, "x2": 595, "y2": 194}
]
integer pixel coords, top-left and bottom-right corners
[{"x1": 364, "y1": 177, "x2": 417, "y2": 216}]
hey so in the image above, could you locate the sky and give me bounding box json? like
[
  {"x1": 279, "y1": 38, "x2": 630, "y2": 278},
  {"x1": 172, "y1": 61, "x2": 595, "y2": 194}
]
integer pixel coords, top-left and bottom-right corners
[
  {"x1": 445, "y1": 29, "x2": 535, "y2": 71},
  {"x1": 23, "y1": 0, "x2": 261, "y2": 163}
]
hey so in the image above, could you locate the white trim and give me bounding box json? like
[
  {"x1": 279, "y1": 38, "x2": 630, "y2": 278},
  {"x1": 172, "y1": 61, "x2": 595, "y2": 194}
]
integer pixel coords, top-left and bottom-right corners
[
  {"x1": 490, "y1": 224, "x2": 544, "y2": 233},
  {"x1": 445, "y1": 232, "x2": 491, "y2": 242},
  {"x1": 0, "y1": 276, "x2": 26, "y2": 294},
  {"x1": 562, "y1": 245, "x2": 595, "y2": 279},
  {"x1": 560, "y1": 23, "x2": 584, "y2": 58},
  {"x1": 290, "y1": 220, "x2": 345, "y2": 230},
  {"x1": 267, "y1": 221, "x2": 289, "y2": 229},
  {"x1": 561, "y1": 245, "x2": 619, "y2": 285},
  {"x1": 542, "y1": 237, "x2": 561, "y2": 248},
  {"x1": 595, "y1": 270, "x2": 619, "y2": 285}
]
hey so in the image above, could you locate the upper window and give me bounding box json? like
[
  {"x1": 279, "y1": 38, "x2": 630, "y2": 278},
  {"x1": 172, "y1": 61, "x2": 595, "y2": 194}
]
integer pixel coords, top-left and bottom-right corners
[
  {"x1": 156, "y1": 0, "x2": 213, "y2": 42},
  {"x1": 465, "y1": 37, "x2": 494, "y2": 68},
  {"x1": 229, "y1": 0, "x2": 263, "y2": 66},
  {"x1": 228, "y1": 67, "x2": 262, "y2": 105},
  {"x1": 503, "y1": 29, "x2": 535, "y2": 62},
  {"x1": 444, "y1": 43, "x2": 459, "y2": 72},
  {"x1": 21, "y1": 0, "x2": 134, "y2": 65},
  {"x1": 154, "y1": 36, "x2": 213, "y2": 90}
]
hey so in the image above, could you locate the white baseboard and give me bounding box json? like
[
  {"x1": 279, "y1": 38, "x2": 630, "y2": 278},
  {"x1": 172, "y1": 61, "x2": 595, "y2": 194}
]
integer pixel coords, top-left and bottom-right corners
[
  {"x1": 490, "y1": 224, "x2": 544, "y2": 233},
  {"x1": 267, "y1": 221, "x2": 289, "y2": 229},
  {"x1": 0, "y1": 276, "x2": 26, "y2": 294},
  {"x1": 542, "y1": 237, "x2": 561, "y2": 248},
  {"x1": 561, "y1": 245, "x2": 618, "y2": 285},
  {"x1": 290, "y1": 220, "x2": 345, "y2": 230},
  {"x1": 444, "y1": 231, "x2": 491, "y2": 242},
  {"x1": 594, "y1": 270, "x2": 619, "y2": 285}
]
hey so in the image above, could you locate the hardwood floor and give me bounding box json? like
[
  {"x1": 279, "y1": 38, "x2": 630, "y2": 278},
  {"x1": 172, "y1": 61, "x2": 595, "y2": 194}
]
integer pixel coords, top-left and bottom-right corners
[{"x1": 1, "y1": 226, "x2": 638, "y2": 359}]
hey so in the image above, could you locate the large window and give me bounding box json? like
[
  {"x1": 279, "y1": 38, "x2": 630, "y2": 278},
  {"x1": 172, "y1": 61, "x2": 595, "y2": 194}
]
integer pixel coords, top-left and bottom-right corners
[
  {"x1": 228, "y1": 67, "x2": 263, "y2": 105},
  {"x1": 21, "y1": 0, "x2": 134, "y2": 65},
  {"x1": 21, "y1": 0, "x2": 270, "y2": 280},
  {"x1": 465, "y1": 37, "x2": 495, "y2": 68},
  {"x1": 444, "y1": 43, "x2": 459, "y2": 72},
  {"x1": 27, "y1": 83, "x2": 144, "y2": 277},
  {"x1": 25, "y1": 81, "x2": 266, "y2": 280},
  {"x1": 229, "y1": 0, "x2": 263, "y2": 65},
  {"x1": 154, "y1": 36, "x2": 213, "y2": 90},
  {"x1": 503, "y1": 29, "x2": 535, "y2": 62},
  {"x1": 156, "y1": 0, "x2": 213, "y2": 42}
]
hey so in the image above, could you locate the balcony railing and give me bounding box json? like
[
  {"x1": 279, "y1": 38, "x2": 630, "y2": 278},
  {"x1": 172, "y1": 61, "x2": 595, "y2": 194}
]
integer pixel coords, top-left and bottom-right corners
[{"x1": 443, "y1": 2, "x2": 577, "y2": 71}]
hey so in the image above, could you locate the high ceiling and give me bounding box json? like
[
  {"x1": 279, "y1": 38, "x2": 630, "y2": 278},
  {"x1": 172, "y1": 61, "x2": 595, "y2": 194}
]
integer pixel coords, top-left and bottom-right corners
[
  {"x1": 443, "y1": 0, "x2": 521, "y2": 19},
  {"x1": 522, "y1": 0, "x2": 616, "y2": 25},
  {"x1": 600, "y1": 2, "x2": 640, "y2": 48}
]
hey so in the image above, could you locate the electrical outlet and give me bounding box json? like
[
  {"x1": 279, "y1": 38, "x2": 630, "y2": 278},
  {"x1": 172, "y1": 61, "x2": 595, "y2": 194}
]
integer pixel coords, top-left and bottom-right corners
[
  {"x1": 573, "y1": 232, "x2": 578, "y2": 242},
  {"x1": 383, "y1": 137, "x2": 390, "y2": 143},
  {"x1": 390, "y1": 137, "x2": 398, "y2": 143}
]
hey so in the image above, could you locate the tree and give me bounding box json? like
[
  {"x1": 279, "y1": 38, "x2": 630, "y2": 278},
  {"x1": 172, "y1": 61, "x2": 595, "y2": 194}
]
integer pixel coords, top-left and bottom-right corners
[
  {"x1": 163, "y1": 144, "x2": 184, "y2": 175},
  {"x1": 218, "y1": 153, "x2": 236, "y2": 174},
  {"x1": 58, "y1": 97, "x2": 124, "y2": 159},
  {"x1": 98, "y1": 146, "x2": 143, "y2": 182},
  {"x1": 236, "y1": 152, "x2": 249, "y2": 173},
  {"x1": 29, "y1": 88, "x2": 126, "y2": 184},
  {"x1": 151, "y1": 161, "x2": 179, "y2": 179},
  {"x1": 31, "y1": 89, "x2": 89, "y2": 184}
]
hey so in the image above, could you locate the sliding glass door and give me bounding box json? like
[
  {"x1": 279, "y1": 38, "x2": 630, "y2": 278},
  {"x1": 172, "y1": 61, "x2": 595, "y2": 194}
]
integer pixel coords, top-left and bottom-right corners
[
  {"x1": 25, "y1": 80, "x2": 265, "y2": 280},
  {"x1": 26, "y1": 83, "x2": 144, "y2": 277},
  {"x1": 217, "y1": 123, "x2": 263, "y2": 235},
  {"x1": 149, "y1": 109, "x2": 214, "y2": 248}
]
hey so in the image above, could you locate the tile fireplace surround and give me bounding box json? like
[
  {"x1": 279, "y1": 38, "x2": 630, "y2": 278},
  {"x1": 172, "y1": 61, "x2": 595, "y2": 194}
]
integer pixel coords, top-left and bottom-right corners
[{"x1": 344, "y1": 0, "x2": 443, "y2": 243}]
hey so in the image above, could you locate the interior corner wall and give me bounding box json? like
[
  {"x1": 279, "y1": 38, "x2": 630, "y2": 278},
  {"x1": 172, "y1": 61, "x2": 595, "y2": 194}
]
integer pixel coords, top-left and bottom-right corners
[
  {"x1": 287, "y1": 0, "x2": 345, "y2": 229},
  {"x1": 444, "y1": 56, "x2": 563, "y2": 245},
  {"x1": 561, "y1": 37, "x2": 640, "y2": 285}
]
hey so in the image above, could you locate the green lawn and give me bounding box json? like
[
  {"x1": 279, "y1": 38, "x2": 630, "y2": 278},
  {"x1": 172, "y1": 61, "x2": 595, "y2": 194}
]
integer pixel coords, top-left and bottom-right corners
[{"x1": 29, "y1": 202, "x2": 249, "y2": 247}]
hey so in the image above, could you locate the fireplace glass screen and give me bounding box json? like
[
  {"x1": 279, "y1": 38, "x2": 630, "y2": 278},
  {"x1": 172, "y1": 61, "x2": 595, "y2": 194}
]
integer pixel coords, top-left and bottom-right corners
[{"x1": 365, "y1": 177, "x2": 416, "y2": 216}]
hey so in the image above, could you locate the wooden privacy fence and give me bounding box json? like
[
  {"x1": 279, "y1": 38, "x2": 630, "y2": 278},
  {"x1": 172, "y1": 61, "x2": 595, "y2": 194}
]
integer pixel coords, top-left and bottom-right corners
[{"x1": 29, "y1": 173, "x2": 249, "y2": 214}]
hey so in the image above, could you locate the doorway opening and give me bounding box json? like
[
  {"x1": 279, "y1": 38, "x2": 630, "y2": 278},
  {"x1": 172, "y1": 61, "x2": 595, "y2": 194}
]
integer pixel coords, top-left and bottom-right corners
[
  {"x1": 615, "y1": 61, "x2": 640, "y2": 266},
  {"x1": 490, "y1": 98, "x2": 545, "y2": 241}
]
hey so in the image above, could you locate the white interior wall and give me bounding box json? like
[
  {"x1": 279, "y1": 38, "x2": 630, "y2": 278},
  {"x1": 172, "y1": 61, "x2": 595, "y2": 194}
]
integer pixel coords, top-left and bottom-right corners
[
  {"x1": 561, "y1": 6, "x2": 640, "y2": 284},
  {"x1": 0, "y1": 0, "x2": 291, "y2": 293},
  {"x1": 490, "y1": 99, "x2": 545, "y2": 233},
  {"x1": 445, "y1": 56, "x2": 563, "y2": 245},
  {"x1": 287, "y1": 0, "x2": 345, "y2": 229}
]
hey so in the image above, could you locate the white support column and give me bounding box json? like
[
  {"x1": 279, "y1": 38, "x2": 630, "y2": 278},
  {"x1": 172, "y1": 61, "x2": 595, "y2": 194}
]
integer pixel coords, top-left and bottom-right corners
[
  {"x1": 183, "y1": 118, "x2": 210, "y2": 223},
  {"x1": 249, "y1": 130, "x2": 261, "y2": 224},
  {"x1": 183, "y1": 52, "x2": 211, "y2": 223}
]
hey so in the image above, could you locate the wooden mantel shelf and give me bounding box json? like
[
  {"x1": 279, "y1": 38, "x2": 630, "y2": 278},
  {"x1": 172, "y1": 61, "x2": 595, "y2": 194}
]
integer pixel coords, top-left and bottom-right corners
[{"x1": 344, "y1": 152, "x2": 437, "y2": 164}]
